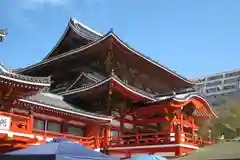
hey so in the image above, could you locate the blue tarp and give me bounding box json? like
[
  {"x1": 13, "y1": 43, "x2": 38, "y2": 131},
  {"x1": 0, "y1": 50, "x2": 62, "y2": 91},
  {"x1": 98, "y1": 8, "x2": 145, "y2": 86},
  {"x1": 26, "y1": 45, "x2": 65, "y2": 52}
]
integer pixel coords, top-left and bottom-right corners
[
  {"x1": 128, "y1": 155, "x2": 167, "y2": 160},
  {"x1": 0, "y1": 139, "x2": 118, "y2": 160}
]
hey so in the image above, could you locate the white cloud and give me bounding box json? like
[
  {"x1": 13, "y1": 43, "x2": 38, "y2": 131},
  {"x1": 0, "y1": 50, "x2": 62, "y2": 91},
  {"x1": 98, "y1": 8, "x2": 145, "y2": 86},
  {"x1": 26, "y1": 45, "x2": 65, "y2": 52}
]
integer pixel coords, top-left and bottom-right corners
[{"x1": 19, "y1": 0, "x2": 70, "y2": 10}]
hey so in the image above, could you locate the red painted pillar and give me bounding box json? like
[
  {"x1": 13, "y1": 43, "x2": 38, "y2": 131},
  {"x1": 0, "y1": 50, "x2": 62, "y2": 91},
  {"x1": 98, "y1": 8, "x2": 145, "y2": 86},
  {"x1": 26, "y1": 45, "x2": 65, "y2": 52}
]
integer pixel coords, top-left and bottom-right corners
[
  {"x1": 180, "y1": 113, "x2": 184, "y2": 132},
  {"x1": 120, "y1": 117, "x2": 124, "y2": 137},
  {"x1": 120, "y1": 105, "x2": 124, "y2": 137},
  {"x1": 120, "y1": 119, "x2": 124, "y2": 137},
  {"x1": 169, "y1": 120, "x2": 175, "y2": 143},
  {"x1": 28, "y1": 115, "x2": 34, "y2": 132},
  {"x1": 175, "y1": 112, "x2": 184, "y2": 157},
  {"x1": 169, "y1": 120, "x2": 174, "y2": 132},
  {"x1": 104, "y1": 126, "x2": 111, "y2": 147},
  {"x1": 191, "y1": 117, "x2": 195, "y2": 144},
  {"x1": 61, "y1": 121, "x2": 68, "y2": 134}
]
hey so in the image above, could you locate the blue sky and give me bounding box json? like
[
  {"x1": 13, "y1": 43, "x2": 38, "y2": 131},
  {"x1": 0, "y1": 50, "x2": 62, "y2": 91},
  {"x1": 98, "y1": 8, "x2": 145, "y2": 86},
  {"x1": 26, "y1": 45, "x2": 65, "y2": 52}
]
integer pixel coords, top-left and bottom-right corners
[{"x1": 1, "y1": 0, "x2": 240, "y2": 78}]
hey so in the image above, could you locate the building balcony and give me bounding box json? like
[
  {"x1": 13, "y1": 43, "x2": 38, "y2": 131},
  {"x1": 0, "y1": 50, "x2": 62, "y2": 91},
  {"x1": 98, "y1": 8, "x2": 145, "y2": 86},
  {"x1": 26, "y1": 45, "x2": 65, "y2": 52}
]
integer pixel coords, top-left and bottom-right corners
[
  {"x1": 0, "y1": 111, "x2": 102, "y2": 150},
  {"x1": 106, "y1": 131, "x2": 213, "y2": 158},
  {"x1": 108, "y1": 131, "x2": 203, "y2": 148}
]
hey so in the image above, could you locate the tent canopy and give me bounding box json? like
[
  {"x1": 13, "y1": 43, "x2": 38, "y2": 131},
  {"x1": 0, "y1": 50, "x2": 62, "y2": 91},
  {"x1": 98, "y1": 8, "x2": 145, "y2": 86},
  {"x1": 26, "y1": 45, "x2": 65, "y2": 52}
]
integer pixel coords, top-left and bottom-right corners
[
  {"x1": 128, "y1": 155, "x2": 167, "y2": 160},
  {"x1": 1, "y1": 139, "x2": 118, "y2": 160}
]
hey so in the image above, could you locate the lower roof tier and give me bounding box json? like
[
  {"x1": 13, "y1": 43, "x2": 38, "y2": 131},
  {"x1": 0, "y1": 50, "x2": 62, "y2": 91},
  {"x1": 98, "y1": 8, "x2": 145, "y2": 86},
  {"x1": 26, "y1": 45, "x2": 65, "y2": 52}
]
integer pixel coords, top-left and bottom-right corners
[
  {"x1": 0, "y1": 63, "x2": 51, "y2": 99},
  {"x1": 0, "y1": 63, "x2": 50, "y2": 87},
  {"x1": 14, "y1": 92, "x2": 113, "y2": 123},
  {"x1": 57, "y1": 74, "x2": 216, "y2": 118},
  {"x1": 131, "y1": 93, "x2": 218, "y2": 118}
]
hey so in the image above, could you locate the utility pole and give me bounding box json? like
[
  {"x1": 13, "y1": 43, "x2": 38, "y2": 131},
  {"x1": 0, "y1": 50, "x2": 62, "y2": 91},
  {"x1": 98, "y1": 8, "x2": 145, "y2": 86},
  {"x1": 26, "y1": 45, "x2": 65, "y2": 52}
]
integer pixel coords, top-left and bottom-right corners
[{"x1": 0, "y1": 29, "x2": 8, "y2": 42}]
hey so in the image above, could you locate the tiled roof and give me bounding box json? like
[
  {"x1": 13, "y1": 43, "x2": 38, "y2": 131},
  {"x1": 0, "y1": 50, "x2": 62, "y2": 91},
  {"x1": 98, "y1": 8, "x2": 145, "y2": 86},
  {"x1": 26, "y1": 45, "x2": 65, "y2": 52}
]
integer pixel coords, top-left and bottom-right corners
[
  {"x1": 60, "y1": 74, "x2": 156, "y2": 101},
  {"x1": 0, "y1": 63, "x2": 50, "y2": 85},
  {"x1": 70, "y1": 18, "x2": 102, "y2": 41},
  {"x1": 1, "y1": 72, "x2": 51, "y2": 84},
  {"x1": 24, "y1": 92, "x2": 112, "y2": 120}
]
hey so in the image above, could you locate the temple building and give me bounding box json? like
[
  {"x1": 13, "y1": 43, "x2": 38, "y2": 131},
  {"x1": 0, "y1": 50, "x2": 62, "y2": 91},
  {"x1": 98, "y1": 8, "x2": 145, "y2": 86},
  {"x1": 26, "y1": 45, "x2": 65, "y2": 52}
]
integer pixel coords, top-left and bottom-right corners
[{"x1": 0, "y1": 18, "x2": 217, "y2": 158}]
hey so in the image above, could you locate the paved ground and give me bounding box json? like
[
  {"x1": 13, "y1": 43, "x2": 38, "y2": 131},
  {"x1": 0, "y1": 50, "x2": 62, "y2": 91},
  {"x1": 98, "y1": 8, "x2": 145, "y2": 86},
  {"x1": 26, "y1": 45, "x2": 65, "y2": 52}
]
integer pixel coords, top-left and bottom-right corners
[{"x1": 175, "y1": 142, "x2": 240, "y2": 160}]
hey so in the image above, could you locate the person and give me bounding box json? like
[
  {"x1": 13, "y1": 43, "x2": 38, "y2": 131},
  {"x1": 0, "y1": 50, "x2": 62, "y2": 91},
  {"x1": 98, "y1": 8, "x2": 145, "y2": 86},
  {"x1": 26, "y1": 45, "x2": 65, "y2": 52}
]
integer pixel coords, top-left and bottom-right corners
[
  {"x1": 219, "y1": 132, "x2": 225, "y2": 140},
  {"x1": 218, "y1": 132, "x2": 225, "y2": 143}
]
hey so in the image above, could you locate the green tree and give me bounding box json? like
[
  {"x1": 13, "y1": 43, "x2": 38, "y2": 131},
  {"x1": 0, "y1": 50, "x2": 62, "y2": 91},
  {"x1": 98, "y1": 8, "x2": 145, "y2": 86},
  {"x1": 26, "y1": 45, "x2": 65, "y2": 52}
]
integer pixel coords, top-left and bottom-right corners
[{"x1": 211, "y1": 102, "x2": 240, "y2": 140}]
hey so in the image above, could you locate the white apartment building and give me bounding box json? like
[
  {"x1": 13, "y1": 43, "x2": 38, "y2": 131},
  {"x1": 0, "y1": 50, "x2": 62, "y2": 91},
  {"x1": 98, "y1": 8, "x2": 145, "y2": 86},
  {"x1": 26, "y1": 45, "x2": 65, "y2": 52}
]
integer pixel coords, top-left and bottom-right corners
[{"x1": 192, "y1": 69, "x2": 240, "y2": 109}]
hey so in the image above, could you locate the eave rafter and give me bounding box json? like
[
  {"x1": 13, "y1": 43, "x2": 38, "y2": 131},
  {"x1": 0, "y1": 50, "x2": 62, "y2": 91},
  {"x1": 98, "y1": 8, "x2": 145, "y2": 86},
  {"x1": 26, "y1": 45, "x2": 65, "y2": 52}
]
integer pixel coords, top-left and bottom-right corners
[
  {"x1": 18, "y1": 23, "x2": 194, "y2": 91},
  {"x1": 131, "y1": 94, "x2": 217, "y2": 119},
  {"x1": 0, "y1": 64, "x2": 51, "y2": 100},
  {"x1": 170, "y1": 94, "x2": 218, "y2": 118},
  {"x1": 41, "y1": 17, "x2": 102, "y2": 61},
  {"x1": 15, "y1": 98, "x2": 113, "y2": 123},
  {"x1": 65, "y1": 72, "x2": 99, "y2": 91},
  {"x1": 60, "y1": 75, "x2": 156, "y2": 102},
  {"x1": 0, "y1": 63, "x2": 50, "y2": 88}
]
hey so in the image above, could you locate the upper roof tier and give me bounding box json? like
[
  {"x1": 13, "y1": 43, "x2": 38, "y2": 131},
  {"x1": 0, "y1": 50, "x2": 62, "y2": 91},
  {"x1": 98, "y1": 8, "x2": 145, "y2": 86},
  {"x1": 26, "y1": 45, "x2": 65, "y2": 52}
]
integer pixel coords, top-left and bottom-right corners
[
  {"x1": 17, "y1": 18, "x2": 195, "y2": 93},
  {"x1": 42, "y1": 18, "x2": 102, "y2": 61}
]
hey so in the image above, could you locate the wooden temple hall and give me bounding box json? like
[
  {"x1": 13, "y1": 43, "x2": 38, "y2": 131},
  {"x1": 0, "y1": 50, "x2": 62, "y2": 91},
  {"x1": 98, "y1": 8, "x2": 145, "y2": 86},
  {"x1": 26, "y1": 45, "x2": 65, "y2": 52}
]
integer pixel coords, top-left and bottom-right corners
[{"x1": 0, "y1": 18, "x2": 217, "y2": 158}]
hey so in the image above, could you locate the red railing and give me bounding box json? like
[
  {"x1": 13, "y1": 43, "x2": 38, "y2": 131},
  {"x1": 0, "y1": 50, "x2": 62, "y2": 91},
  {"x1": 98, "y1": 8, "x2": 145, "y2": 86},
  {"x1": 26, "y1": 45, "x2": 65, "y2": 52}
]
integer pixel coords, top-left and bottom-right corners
[
  {"x1": 181, "y1": 132, "x2": 214, "y2": 146},
  {"x1": 107, "y1": 131, "x2": 211, "y2": 148},
  {"x1": 33, "y1": 129, "x2": 102, "y2": 149},
  {"x1": 109, "y1": 131, "x2": 172, "y2": 147},
  {"x1": 183, "y1": 132, "x2": 195, "y2": 144},
  {"x1": 0, "y1": 111, "x2": 33, "y2": 134},
  {"x1": 0, "y1": 111, "x2": 102, "y2": 149},
  {"x1": 0, "y1": 111, "x2": 213, "y2": 150}
]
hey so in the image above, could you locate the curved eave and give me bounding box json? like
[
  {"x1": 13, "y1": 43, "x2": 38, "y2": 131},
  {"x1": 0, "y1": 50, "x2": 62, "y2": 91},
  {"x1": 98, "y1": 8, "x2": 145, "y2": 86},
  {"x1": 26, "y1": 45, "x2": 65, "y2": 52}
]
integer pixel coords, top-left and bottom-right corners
[
  {"x1": 42, "y1": 18, "x2": 102, "y2": 61},
  {"x1": 0, "y1": 63, "x2": 50, "y2": 87},
  {"x1": 0, "y1": 63, "x2": 11, "y2": 73},
  {"x1": 60, "y1": 76, "x2": 156, "y2": 101},
  {"x1": 0, "y1": 72, "x2": 50, "y2": 88},
  {"x1": 17, "y1": 30, "x2": 111, "y2": 74},
  {"x1": 173, "y1": 94, "x2": 218, "y2": 118},
  {"x1": 111, "y1": 33, "x2": 195, "y2": 87},
  {"x1": 80, "y1": 72, "x2": 99, "y2": 83},
  {"x1": 0, "y1": 74, "x2": 50, "y2": 87},
  {"x1": 70, "y1": 18, "x2": 102, "y2": 40},
  {"x1": 41, "y1": 22, "x2": 71, "y2": 61},
  {"x1": 18, "y1": 31, "x2": 195, "y2": 87},
  {"x1": 65, "y1": 72, "x2": 99, "y2": 91},
  {"x1": 17, "y1": 98, "x2": 113, "y2": 122}
]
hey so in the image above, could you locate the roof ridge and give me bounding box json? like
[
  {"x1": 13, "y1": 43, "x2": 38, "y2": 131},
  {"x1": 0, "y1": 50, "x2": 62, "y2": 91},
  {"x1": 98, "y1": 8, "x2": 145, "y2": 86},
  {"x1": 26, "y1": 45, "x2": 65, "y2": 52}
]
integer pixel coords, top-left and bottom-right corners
[
  {"x1": 60, "y1": 75, "x2": 156, "y2": 101},
  {"x1": 70, "y1": 17, "x2": 103, "y2": 37},
  {"x1": 65, "y1": 72, "x2": 98, "y2": 91}
]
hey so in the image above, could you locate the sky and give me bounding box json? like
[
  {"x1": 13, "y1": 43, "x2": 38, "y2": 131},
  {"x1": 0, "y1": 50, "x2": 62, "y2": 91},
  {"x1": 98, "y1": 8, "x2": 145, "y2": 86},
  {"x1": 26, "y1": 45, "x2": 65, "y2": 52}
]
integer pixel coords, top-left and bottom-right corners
[{"x1": 0, "y1": 0, "x2": 240, "y2": 78}]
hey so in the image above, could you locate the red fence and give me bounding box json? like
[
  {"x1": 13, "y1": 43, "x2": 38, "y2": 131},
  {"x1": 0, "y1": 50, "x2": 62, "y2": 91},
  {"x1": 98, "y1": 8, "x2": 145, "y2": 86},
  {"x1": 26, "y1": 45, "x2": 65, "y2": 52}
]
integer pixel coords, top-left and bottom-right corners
[
  {"x1": 0, "y1": 111, "x2": 102, "y2": 149},
  {"x1": 0, "y1": 111, "x2": 213, "y2": 150},
  {"x1": 109, "y1": 131, "x2": 175, "y2": 147},
  {"x1": 107, "y1": 131, "x2": 209, "y2": 147},
  {"x1": 33, "y1": 129, "x2": 102, "y2": 149}
]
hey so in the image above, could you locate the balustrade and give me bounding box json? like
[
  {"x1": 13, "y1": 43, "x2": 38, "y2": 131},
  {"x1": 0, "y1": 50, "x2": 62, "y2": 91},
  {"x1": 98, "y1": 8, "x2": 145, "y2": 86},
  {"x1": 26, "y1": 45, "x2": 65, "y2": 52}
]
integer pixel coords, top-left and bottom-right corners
[
  {"x1": 0, "y1": 111, "x2": 102, "y2": 149},
  {"x1": 0, "y1": 111, "x2": 32, "y2": 133},
  {"x1": 33, "y1": 129, "x2": 101, "y2": 149},
  {"x1": 108, "y1": 131, "x2": 206, "y2": 148},
  {"x1": 0, "y1": 111, "x2": 211, "y2": 150},
  {"x1": 109, "y1": 131, "x2": 171, "y2": 147}
]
